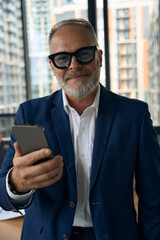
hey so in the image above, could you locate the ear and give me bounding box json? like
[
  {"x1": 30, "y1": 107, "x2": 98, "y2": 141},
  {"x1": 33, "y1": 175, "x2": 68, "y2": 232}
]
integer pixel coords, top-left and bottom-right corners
[
  {"x1": 96, "y1": 49, "x2": 103, "y2": 68},
  {"x1": 49, "y1": 60, "x2": 56, "y2": 75},
  {"x1": 98, "y1": 50, "x2": 103, "y2": 67}
]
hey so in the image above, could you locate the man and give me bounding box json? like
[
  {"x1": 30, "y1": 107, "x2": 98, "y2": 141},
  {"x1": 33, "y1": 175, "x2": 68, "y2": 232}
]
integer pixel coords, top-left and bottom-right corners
[{"x1": 0, "y1": 18, "x2": 160, "y2": 240}]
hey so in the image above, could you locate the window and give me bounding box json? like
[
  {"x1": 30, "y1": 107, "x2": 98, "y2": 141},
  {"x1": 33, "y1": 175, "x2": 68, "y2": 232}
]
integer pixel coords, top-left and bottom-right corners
[
  {"x1": 0, "y1": 0, "x2": 159, "y2": 143},
  {"x1": 0, "y1": 0, "x2": 89, "y2": 164},
  {"x1": 108, "y1": 0, "x2": 160, "y2": 126},
  {"x1": 63, "y1": 0, "x2": 73, "y2": 4},
  {"x1": 25, "y1": 0, "x2": 88, "y2": 99},
  {"x1": 0, "y1": 0, "x2": 26, "y2": 138}
]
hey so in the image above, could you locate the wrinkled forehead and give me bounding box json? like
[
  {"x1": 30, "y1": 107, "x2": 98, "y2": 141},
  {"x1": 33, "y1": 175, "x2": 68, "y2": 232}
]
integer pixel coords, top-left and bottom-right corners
[{"x1": 49, "y1": 25, "x2": 95, "y2": 54}]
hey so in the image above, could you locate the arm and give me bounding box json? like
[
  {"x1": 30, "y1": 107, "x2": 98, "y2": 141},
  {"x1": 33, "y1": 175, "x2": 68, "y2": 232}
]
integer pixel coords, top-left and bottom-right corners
[
  {"x1": 0, "y1": 141, "x2": 63, "y2": 211},
  {"x1": 135, "y1": 104, "x2": 160, "y2": 239},
  {"x1": 10, "y1": 142, "x2": 63, "y2": 194},
  {"x1": 6, "y1": 168, "x2": 35, "y2": 209},
  {"x1": 0, "y1": 104, "x2": 63, "y2": 211}
]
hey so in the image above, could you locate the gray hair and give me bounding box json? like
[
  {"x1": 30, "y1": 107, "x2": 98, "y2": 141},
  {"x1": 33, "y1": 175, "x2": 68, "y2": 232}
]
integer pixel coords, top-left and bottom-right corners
[{"x1": 49, "y1": 18, "x2": 98, "y2": 52}]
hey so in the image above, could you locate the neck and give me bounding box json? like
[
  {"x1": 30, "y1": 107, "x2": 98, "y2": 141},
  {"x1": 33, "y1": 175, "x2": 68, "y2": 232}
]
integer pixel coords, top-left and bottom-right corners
[{"x1": 65, "y1": 86, "x2": 98, "y2": 116}]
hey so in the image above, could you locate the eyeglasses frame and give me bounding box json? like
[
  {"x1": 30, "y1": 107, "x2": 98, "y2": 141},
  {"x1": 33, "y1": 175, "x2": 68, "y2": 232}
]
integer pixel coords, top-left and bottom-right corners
[{"x1": 48, "y1": 46, "x2": 97, "y2": 69}]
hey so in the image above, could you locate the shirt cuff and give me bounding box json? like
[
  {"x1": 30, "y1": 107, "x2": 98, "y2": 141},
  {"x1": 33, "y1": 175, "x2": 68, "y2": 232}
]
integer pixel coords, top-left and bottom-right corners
[{"x1": 6, "y1": 168, "x2": 35, "y2": 207}]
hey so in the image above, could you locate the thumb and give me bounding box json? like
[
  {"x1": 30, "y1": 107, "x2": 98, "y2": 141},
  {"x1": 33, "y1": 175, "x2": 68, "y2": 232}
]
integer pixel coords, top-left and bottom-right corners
[{"x1": 14, "y1": 142, "x2": 22, "y2": 157}]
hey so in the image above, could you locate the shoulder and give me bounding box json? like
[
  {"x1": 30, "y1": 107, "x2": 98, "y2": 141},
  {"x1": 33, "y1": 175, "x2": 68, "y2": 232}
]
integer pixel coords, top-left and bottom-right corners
[
  {"x1": 99, "y1": 85, "x2": 149, "y2": 125},
  {"x1": 100, "y1": 84, "x2": 148, "y2": 111},
  {"x1": 112, "y1": 91, "x2": 147, "y2": 109},
  {"x1": 20, "y1": 89, "x2": 62, "y2": 109},
  {"x1": 15, "y1": 90, "x2": 62, "y2": 123}
]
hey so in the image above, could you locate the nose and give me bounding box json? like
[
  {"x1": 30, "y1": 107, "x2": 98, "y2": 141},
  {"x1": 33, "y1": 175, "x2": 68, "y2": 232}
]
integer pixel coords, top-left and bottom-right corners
[{"x1": 68, "y1": 56, "x2": 82, "y2": 69}]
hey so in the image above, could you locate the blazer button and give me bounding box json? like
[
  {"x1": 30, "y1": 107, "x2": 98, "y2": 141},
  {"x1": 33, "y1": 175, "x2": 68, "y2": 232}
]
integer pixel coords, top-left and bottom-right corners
[
  {"x1": 63, "y1": 234, "x2": 69, "y2": 240},
  {"x1": 69, "y1": 201, "x2": 75, "y2": 208}
]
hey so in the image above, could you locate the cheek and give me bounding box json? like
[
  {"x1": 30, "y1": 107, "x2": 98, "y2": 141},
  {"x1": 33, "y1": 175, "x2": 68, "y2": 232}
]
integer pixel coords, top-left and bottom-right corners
[
  {"x1": 96, "y1": 58, "x2": 102, "y2": 68},
  {"x1": 53, "y1": 69, "x2": 58, "y2": 77},
  {"x1": 53, "y1": 70, "x2": 65, "y2": 81}
]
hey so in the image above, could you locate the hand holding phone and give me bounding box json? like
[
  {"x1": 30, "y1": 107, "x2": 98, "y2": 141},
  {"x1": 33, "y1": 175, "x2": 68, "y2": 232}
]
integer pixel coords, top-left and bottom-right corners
[{"x1": 10, "y1": 124, "x2": 63, "y2": 193}]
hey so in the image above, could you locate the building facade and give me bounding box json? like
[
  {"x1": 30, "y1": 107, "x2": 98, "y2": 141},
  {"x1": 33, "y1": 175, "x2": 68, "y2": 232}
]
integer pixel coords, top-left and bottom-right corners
[
  {"x1": 0, "y1": 0, "x2": 26, "y2": 114},
  {"x1": 108, "y1": 0, "x2": 160, "y2": 125},
  {"x1": 146, "y1": 2, "x2": 160, "y2": 126},
  {"x1": 25, "y1": 0, "x2": 88, "y2": 98},
  {"x1": 0, "y1": 0, "x2": 160, "y2": 138}
]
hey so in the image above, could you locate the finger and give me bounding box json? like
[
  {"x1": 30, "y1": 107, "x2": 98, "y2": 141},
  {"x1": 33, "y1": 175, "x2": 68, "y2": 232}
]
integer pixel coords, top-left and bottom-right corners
[
  {"x1": 27, "y1": 166, "x2": 63, "y2": 189},
  {"x1": 13, "y1": 147, "x2": 53, "y2": 169},
  {"x1": 14, "y1": 142, "x2": 22, "y2": 157},
  {"x1": 36, "y1": 172, "x2": 63, "y2": 189},
  {"x1": 23, "y1": 155, "x2": 63, "y2": 179},
  {"x1": 18, "y1": 158, "x2": 63, "y2": 190},
  {"x1": 22, "y1": 148, "x2": 53, "y2": 166},
  {"x1": 11, "y1": 155, "x2": 63, "y2": 192}
]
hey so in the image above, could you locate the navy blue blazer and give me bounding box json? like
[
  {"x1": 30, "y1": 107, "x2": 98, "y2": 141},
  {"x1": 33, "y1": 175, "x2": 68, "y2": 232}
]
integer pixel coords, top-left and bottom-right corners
[{"x1": 0, "y1": 84, "x2": 160, "y2": 240}]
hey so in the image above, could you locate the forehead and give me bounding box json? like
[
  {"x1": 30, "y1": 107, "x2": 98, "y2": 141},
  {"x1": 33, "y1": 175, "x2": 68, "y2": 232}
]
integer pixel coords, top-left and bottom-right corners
[{"x1": 50, "y1": 25, "x2": 94, "y2": 53}]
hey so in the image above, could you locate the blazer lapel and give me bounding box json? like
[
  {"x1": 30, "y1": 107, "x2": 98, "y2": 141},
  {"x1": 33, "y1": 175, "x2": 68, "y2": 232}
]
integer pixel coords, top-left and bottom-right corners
[
  {"x1": 90, "y1": 86, "x2": 117, "y2": 192},
  {"x1": 50, "y1": 91, "x2": 77, "y2": 194},
  {"x1": 49, "y1": 87, "x2": 117, "y2": 195}
]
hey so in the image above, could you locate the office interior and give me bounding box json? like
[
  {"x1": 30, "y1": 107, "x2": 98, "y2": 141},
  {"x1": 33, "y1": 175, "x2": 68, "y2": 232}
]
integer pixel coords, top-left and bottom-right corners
[
  {"x1": 0, "y1": 0, "x2": 160, "y2": 166},
  {"x1": 0, "y1": 0, "x2": 159, "y2": 239}
]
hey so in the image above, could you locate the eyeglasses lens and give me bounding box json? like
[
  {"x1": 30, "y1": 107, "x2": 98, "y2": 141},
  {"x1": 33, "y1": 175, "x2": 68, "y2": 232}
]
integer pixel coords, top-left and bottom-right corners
[
  {"x1": 77, "y1": 48, "x2": 94, "y2": 63},
  {"x1": 49, "y1": 46, "x2": 96, "y2": 69},
  {"x1": 54, "y1": 54, "x2": 70, "y2": 68}
]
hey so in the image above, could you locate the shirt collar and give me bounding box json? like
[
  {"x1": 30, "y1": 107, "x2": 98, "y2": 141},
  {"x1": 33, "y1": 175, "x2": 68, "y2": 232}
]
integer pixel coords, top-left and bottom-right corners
[{"x1": 62, "y1": 84, "x2": 100, "y2": 115}]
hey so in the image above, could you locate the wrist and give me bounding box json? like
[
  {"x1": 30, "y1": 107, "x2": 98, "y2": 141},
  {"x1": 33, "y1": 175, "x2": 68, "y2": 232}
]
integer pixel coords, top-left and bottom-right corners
[{"x1": 8, "y1": 169, "x2": 30, "y2": 195}]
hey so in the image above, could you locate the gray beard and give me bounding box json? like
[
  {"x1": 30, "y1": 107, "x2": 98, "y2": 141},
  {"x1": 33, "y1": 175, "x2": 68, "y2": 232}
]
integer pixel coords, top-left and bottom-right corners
[
  {"x1": 57, "y1": 71, "x2": 100, "y2": 98},
  {"x1": 61, "y1": 78, "x2": 99, "y2": 98}
]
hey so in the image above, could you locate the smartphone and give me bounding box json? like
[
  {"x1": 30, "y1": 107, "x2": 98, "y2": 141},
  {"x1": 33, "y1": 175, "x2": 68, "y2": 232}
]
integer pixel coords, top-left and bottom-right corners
[{"x1": 12, "y1": 124, "x2": 50, "y2": 156}]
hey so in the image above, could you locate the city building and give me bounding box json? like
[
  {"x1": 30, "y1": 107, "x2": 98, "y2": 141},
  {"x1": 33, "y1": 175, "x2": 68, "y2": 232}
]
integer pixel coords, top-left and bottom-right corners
[
  {"x1": 0, "y1": 0, "x2": 160, "y2": 138},
  {"x1": 146, "y1": 2, "x2": 160, "y2": 126},
  {"x1": 0, "y1": 0, "x2": 26, "y2": 137},
  {"x1": 25, "y1": 0, "x2": 88, "y2": 98},
  {"x1": 0, "y1": 0, "x2": 26, "y2": 114},
  {"x1": 108, "y1": 0, "x2": 159, "y2": 125}
]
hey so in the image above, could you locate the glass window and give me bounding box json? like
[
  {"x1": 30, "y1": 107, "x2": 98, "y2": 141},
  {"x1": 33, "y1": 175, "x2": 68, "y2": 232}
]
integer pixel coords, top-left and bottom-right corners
[
  {"x1": 125, "y1": 30, "x2": 129, "y2": 39},
  {"x1": 0, "y1": 0, "x2": 27, "y2": 114},
  {"x1": 0, "y1": 116, "x2": 15, "y2": 138},
  {"x1": 25, "y1": 0, "x2": 88, "y2": 99},
  {"x1": 63, "y1": 0, "x2": 73, "y2": 4},
  {"x1": 56, "y1": 11, "x2": 75, "y2": 22},
  {"x1": 0, "y1": 0, "x2": 26, "y2": 138},
  {"x1": 124, "y1": 19, "x2": 129, "y2": 28},
  {"x1": 108, "y1": 0, "x2": 160, "y2": 126}
]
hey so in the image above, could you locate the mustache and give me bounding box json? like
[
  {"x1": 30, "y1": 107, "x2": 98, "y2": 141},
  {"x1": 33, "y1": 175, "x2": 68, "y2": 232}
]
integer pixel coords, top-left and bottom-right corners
[{"x1": 64, "y1": 69, "x2": 91, "y2": 81}]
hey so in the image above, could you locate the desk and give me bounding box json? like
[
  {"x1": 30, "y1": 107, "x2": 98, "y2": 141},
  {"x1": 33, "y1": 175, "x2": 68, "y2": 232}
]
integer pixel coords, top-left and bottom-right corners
[{"x1": 0, "y1": 216, "x2": 24, "y2": 240}]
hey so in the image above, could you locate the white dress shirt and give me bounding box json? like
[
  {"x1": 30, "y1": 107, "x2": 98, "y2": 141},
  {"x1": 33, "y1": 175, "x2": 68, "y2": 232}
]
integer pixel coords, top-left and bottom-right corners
[
  {"x1": 62, "y1": 84, "x2": 100, "y2": 227},
  {"x1": 6, "y1": 84, "x2": 100, "y2": 227}
]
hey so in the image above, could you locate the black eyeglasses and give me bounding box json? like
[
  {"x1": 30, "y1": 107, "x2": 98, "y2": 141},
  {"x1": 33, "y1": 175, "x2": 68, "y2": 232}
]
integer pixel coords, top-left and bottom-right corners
[{"x1": 48, "y1": 46, "x2": 97, "y2": 69}]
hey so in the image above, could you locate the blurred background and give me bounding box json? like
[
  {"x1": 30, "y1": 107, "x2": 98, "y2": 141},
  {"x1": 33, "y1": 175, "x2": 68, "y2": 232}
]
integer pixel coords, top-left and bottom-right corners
[{"x1": 0, "y1": 0, "x2": 159, "y2": 166}]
